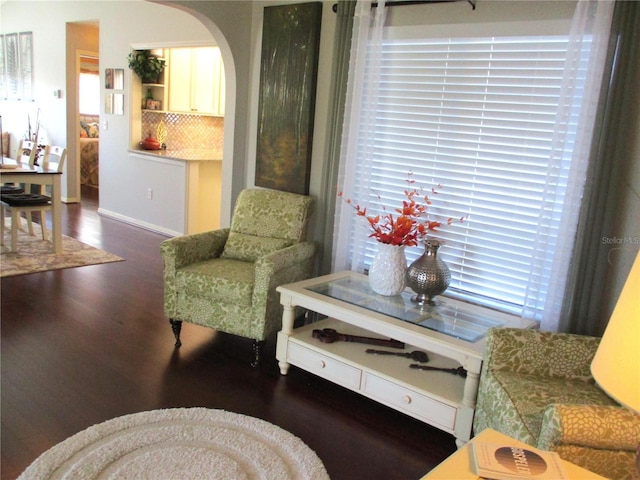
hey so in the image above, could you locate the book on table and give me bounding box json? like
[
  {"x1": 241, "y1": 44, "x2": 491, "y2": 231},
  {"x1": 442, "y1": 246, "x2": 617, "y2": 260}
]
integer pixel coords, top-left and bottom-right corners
[{"x1": 470, "y1": 441, "x2": 568, "y2": 480}]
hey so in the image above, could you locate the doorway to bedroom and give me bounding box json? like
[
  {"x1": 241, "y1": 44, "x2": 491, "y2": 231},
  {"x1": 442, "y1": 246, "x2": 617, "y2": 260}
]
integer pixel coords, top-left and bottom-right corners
[{"x1": 79, "y1": 53, "x2": 100, "y2": 194}]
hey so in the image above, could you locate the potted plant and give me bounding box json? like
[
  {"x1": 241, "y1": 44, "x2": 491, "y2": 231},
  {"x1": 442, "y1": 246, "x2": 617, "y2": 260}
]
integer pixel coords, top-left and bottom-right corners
[{"x1": 127, "y1": 50, "x2": 166, "y2": 84}]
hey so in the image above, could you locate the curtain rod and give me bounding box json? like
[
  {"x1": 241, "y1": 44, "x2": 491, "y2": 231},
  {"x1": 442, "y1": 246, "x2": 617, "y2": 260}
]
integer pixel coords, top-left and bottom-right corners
[{"x1": 332, "y1": 0, "x2": 476, "y2": 13}]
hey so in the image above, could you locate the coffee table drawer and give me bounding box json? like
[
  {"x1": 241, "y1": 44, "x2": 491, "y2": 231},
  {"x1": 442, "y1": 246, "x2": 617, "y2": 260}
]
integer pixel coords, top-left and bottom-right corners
[
  {"x1": 288, "y1": 342, "x2": 362, "y2": 389},
  {"x1": 362, "y1": 372, "x2": 457, "y2": 429}
]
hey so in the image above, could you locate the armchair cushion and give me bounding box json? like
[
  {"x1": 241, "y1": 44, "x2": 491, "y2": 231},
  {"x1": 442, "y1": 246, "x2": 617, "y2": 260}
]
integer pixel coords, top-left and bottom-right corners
[
  {"x1": 221, "y1": 232, "x2": 293, "y2": 262},
  {"x1": 176, "y1": 258, "x2": 255, "y2": 307}
]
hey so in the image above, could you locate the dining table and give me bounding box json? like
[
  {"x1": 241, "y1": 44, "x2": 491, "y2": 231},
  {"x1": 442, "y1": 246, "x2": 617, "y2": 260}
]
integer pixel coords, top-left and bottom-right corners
[{"x1": 1, "y1": 157, "x2": 63, "y2": 254}]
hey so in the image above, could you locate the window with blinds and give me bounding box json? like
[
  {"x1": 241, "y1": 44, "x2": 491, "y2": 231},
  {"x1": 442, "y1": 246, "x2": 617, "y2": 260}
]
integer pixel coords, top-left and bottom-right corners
[{"x1": 346, "y1": 33, "x2": 590, "y2": 317}]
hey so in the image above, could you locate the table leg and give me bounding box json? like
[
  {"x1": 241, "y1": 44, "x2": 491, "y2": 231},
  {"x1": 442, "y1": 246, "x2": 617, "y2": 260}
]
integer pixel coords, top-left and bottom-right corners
[
  {"x1": 276, "y1": 302, "x2": 296, "y2": 375},
  {"x1": 454, "y1": 366, "x2": 481, "y2": 447},
  {"x1": 281, "y1": 304, "x2": 295, "y2": 335},
  {"x1": 278, "y1": 358, "x2": 291, "y2": 375},
  {"x1": 462, "y1": 370, "x2": 480, "y2": 410},
  {"x1": 51, "y1": 174, "x2": 62, "y2": 253},
  {"x1": 0, "y1": 205, "x2": 4, "y2": 246},
  {"x1": 10, "y1": 209, "x2": 19, "y2": 252}
]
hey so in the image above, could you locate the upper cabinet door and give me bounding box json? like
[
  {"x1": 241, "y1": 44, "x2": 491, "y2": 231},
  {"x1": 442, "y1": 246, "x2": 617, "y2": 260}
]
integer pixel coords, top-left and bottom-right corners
[
  {"x1": 168, "y1": 47, "x2": 224, "y2": 116},
  {"x1": 213, "y1": 48, "x2": 225, "y2": 116},
  {"x1": 168, "y1": 48, "x2": 193, "y2": 113},
  {"x1": 191, "y1": 48, "x2": 216, "y2": 114}
]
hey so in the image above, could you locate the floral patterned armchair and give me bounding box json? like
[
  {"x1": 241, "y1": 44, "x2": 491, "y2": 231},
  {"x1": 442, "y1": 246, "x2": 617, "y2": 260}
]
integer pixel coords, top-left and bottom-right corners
[
  {"x1": 473, "y1": 327, "x2": 640, "y2": 479},
  {"x1": 161, "y1": 189, "x2": 316, "y2": 367}
]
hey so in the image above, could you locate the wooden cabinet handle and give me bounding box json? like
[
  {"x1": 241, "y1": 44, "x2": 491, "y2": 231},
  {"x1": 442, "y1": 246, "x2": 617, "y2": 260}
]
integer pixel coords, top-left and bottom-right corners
[{"x1": 403, "y1": 395, "x2": 412, "y2": 404}]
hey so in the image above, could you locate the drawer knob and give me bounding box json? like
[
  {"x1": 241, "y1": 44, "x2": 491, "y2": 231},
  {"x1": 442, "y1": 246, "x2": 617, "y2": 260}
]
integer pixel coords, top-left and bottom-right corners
[
  {"x1": 403, "y1": 395, "x2": 412, "y2": 404},
  {"x1": 319, "y1": 360, "x2": 326, "y2": 369}
]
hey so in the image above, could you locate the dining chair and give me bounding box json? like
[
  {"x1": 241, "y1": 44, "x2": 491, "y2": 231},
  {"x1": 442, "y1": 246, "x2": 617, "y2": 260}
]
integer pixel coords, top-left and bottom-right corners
[
  {"x1": 0, "y1": 139, "x2": 38, "y2": 196},
  {"x1": 1, "y1": 146, "x2": 66, "y2": 251},
  {"x1": 1, "y1": 139, "x2": 39, "y2": 237},
  {"x1": 26, "y1": 145, "x2": 67, "y2": 236},
  {"x1": 16, "y1": 139, "x2": 38, "y2": 166}
]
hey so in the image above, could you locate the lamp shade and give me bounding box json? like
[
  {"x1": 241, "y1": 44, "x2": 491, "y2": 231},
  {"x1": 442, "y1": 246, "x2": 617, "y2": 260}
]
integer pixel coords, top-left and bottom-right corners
[{"x1": 591, "y1": 250, "x2": 640, "y2": 412}]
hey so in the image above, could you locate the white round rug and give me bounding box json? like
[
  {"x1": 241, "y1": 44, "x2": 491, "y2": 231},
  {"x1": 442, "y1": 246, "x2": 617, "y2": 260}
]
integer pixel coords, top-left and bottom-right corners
[{"x1": 19, "y1": 408, "x2": 330, "y2": 480}]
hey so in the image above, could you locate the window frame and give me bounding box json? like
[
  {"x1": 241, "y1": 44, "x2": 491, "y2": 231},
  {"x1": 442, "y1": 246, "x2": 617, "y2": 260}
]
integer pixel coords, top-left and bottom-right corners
[{"x1": 335, "y1": 19, "x2": 591, "y2": 320}]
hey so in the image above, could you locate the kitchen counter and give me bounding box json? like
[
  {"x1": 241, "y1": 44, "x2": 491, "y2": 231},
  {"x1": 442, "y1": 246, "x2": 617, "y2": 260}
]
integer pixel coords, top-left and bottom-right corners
[
  {"x1": 128, "y1": 148, "x2": 222, "y2": 235},
  {"x1": 130, "y1": 148, "x2": 222, "y2": 161}
]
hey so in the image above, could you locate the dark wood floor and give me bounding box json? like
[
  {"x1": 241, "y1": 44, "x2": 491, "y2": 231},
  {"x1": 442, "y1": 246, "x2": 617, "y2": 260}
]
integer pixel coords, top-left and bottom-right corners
[{"x1": 1, "y1": 187, "x2": 457, "y2": 480}]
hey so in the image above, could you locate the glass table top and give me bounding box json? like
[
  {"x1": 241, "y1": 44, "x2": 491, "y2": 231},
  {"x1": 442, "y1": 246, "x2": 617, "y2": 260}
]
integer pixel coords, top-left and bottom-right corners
[{"x1": 306, "y1": 275, "x2": 504, "y2": 343}]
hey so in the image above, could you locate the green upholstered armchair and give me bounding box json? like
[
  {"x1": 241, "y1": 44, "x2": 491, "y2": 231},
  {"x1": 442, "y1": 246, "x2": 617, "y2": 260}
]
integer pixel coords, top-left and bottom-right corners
[
  {"x1": 161, "y1": 189, "x2": 316, "y2": 366},
  {"x1": 473, "y1": 328, "x2": 640, "y2": 480}
]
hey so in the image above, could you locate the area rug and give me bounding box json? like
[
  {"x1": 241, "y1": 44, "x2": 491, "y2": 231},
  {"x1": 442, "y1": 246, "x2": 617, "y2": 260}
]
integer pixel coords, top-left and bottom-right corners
[
  {"x1": 18, "y1": 408, "x2": 330, "y2": 480},
  {"x1": 1, "y1": 223, "x2": 123, "y2": 277}
]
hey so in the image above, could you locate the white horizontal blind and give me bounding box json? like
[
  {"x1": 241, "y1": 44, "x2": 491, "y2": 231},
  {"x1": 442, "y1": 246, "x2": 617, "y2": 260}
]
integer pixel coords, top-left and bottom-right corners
[{"x1": 346, "y1": 34, "x2": 590, "y2": 317}]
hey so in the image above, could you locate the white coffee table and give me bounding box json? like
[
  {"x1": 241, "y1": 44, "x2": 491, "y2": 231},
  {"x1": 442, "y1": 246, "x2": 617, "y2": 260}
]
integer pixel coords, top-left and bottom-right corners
[{"x1": 276, "y1": 271, "x2": 536, "y2": 447}]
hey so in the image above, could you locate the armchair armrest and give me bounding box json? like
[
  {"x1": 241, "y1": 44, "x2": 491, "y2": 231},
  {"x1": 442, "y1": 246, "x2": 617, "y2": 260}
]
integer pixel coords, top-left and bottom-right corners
[
  {"x1": 483, "y1": 328, "x2": 600, "y2": 381},
  {"x1": 161, "y1": 228, "x2": 229, "y2": 317},
  {"x1": 256, "y1": 241, "x2": 316, "y2": 275},
  {"x1": 253, "y1": 241, "x2": 317, "y2": 335},
  {"x1": 254, "y1": 241, "x2": 317, "y2": 297},
  {"x1": 538, "y1": 404, "x2": 640, "y2": 452},
  {"x1": 161, "y1": 228, "x2": 230, "y2": 270}
]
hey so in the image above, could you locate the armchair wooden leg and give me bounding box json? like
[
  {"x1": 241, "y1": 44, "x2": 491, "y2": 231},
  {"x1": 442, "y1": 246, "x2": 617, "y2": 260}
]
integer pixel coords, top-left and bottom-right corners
[
  {"x1": 169, "y1": 319, "x2": 182, "y2": 348},
  {"x1": 251, "y1": 340, "x2": 265, "y2": 368}
]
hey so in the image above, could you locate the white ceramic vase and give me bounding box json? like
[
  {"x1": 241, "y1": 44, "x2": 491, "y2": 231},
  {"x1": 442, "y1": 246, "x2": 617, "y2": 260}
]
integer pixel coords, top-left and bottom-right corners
[{"x1": 368, "y1": 243, "x2": 407, "y2": 296}]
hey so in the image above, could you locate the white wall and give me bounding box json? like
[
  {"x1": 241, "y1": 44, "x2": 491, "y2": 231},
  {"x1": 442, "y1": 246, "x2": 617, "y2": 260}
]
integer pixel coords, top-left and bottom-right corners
[{"x1": 0, "y1": 0, "x2": 239, "y2": 229}]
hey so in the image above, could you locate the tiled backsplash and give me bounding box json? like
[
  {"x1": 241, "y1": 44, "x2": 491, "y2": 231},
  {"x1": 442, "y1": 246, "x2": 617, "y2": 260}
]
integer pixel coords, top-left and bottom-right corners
[{"x1": 141, "y1": 112, "x2": 224, "y2": 150}]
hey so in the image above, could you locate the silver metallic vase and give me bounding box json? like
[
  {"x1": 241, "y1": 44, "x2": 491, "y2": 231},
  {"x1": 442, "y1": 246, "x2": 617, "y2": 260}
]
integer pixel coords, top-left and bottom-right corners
[{"x1": 406, "y1": 239, "x2": 451, "y2": 305}]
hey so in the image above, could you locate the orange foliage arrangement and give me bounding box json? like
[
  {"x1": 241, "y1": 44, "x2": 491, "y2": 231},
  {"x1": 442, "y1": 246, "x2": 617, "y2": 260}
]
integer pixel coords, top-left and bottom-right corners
[{"x1": 338, "y1": 173, "x2": 465, "y2": 247}]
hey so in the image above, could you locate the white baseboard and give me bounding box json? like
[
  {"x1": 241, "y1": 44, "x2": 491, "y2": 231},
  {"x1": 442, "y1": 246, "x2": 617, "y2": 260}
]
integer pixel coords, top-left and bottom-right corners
[{"x1": 97, "y1": 208, "x2": 179, "y2": 238}]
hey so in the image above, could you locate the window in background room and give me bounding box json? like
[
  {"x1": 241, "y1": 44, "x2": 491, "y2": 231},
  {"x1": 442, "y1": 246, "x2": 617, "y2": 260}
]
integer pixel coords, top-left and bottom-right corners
[
  {"x1": 79, "y1": 56, "x2": 99, "y2": 115},
  {"x1": 335, "y1": 24, "x2": 594, "y2": 322},
  {"x1": 79, "y1": 73, "x2": 99, "y2": 115}
]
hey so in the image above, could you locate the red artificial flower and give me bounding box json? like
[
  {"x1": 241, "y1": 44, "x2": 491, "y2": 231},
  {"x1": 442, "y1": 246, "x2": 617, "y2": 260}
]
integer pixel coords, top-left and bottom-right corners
[{"x1": 338, "y1": 172, "x2": 465, "y2": 247}]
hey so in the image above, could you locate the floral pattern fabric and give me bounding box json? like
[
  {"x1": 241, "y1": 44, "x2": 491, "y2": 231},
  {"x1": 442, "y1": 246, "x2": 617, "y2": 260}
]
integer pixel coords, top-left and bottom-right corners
[
  {"x1": 161, "y1": 189, "x2": 316, "y2": 342},
  {"x1": 474, "y1": 328, "x2": 640, "y2": 480}
]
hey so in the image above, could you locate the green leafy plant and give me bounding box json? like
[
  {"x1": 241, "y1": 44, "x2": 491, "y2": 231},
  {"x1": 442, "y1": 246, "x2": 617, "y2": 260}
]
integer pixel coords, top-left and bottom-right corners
[{"x1": 127, "y1": 50, "x2": 166, "y2": 83}]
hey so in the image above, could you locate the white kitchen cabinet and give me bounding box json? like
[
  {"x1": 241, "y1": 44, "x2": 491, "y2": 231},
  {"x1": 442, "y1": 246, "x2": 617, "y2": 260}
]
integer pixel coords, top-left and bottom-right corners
[{"x1": 168, "y1": 47, "x2": 224, "y2": 116}]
